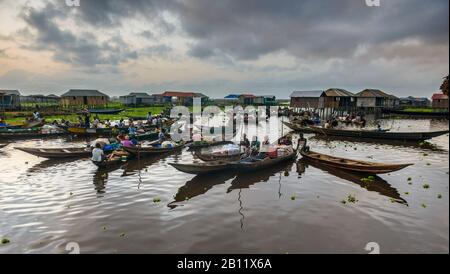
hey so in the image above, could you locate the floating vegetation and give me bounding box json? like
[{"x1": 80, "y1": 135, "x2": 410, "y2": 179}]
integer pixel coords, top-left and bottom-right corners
[
  {"x1": 102, "y1": 226, "x2": 107, "y2": 231},
  {"x1": 426, "y1": 163, "x2": 431, "y2": 166},
  {"x1": 1, "y1": 238, "x2": 10, "y2": 245},
  {"x1": 421, "y1": 203, "x2": 427, "y2": 208},
  {"x1": 408, "y1": 182, "x2": 412, "y2": 185},
  {"x1": 423, "y1": 153, "x2": 429, "y2": 157},
  {"x1": 423, "y1": 184, "x2": 430, "y2": 189},
  {"x1": 361, "y1": 176, "x2": 375, "y2": 183},
  {"x1": 404, "y1": 192, "x2": 409, "y2": 195},
  {"x1": 347, "y1": 194, "x2": 358, "y2": 203},
  {"x1": 418, "y1": 141, "x2": 437, "y2": 150},
  {"x1": 340, "y1": 200, "x2": 347, "y2": 205},
  {"x1": 291, "y1": 196, "x2": 296, "y2": 201},
  {"x1": 153, "y1": 198, "x2": 161, "y2": 203},
  {"x1": 407, "y1": 177, "x2": 412, "y2": 181},
  {"x1": 119, "y1": 233, "x2": 126, "y2": 237},
  {"x1": 437, "y1": 194, "x2": 442, "y2": 199}
]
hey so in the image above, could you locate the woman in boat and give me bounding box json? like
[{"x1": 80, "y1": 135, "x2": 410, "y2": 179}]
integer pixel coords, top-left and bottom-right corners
[
  {"x1": 128, "y1": 125, "x2": 137, "y2": 136},
  {"x1": 118, "y1": 118, "x2": 125, "y2": 128},
  {"x1": 121, "y1": 135, "x2": 135, "y2": 148},
  {"x1": 92, "y1": 143, "x2": 105, "y2": 163}
]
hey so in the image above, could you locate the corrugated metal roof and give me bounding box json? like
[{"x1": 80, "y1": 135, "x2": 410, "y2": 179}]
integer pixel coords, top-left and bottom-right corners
[
  {"x1": 290, "y1": 90, "x2": 323, "y2": 98},
  {"x1": 61, "y1": 89, "x2": 108, "y2": 97},
  {"x1": 356, "y1": 89, "x2": 391, "y2": 98},
  {"x1": 323, "y1": 88, "x2": 355, "y2": 97},
  {"x1": 0, "y1": 90, "x2": 20, "y2": 96},
  {"x1": 432, "y1": 93, "x2": 449, "y2": 100},
  {"x1": 128, "y1": 92, "x2": 152, "y2": 98}
]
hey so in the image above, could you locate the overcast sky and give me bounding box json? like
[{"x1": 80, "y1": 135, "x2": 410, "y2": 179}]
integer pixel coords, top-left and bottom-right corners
[{"x1": 0, "y1": 0, "x2": 448, "y2": 98}]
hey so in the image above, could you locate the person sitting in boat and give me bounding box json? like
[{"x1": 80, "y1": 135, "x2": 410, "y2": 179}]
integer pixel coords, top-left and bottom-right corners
[
  {"x1": 158, "y1": 129, "x2": 166, "y2": 143},
  {"x1": 92, "y1": 143, "x2": 105, "y2": 163},
  {"x1": 118, "y1": 119, "x2": 125, "y2": 128},
  {"x1": 240, "y1": 134, "x2": 250, "y2": 148},
  {"x1": 121, "y1": 135, "x2": 135, "y2": 148},
  {"x1": 255, "y1": 136, "x2": 271, "y2": 159},
  {"x1": 279, "y1": 136, "x2": 293, "y2": 146},
  {"x1": 111, "y1": 125, "x2": 120, "y2": 137},
  {"x1": 128, "y1": 125, "x2": 137, "y2": 136},
  {"x1": 250, "y1": 136, "x2": 260, "y2": 154},
  {"x1": 117, "y1": 131, "x2": 126, "y2": 142}
]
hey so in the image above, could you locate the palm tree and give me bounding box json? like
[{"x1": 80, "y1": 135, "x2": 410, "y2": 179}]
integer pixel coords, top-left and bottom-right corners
[{"x1": 440, "y1": 75, "x2": 449, "y2": 96}]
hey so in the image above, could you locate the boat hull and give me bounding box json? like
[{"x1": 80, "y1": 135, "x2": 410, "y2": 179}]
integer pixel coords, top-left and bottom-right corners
[
  {"x1": 300, "y1": 150, "x2": 413, "y2": 174},
  {"x1": 123, "y1": 143, "x2": 185, "y2": 156},
  {"x1": 309, "y1": 126, "x2": 449, "y2": 141},
  {"x1": 232, "y1": 152, "x2": 297, "y2": 172},
  {"x1": 169, "y1": 162, "x2": 232, "y2": 175},
  {"x1": 15, "y1": 147, "x2": 91, "y2": 159}
]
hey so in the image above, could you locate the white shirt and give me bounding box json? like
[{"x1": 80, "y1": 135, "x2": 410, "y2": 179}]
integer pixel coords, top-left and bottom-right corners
[{"x1": 91, "y1": 148, "x2": 104, "y2": 162}]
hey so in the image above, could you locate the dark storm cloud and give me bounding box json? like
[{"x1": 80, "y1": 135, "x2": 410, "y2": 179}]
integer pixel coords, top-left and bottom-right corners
[
  {"x1": 49, "y1": 0, "x2": 448, "y2": 61},
  {"x1": 172, "y1": 0, "x2": 449, "y2": 60},
  {"x1": 19, "y1": 2, "x2": 138, "y2": 68}
]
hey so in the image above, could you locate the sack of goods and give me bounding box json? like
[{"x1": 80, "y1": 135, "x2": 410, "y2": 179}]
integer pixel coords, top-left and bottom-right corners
[
  {"x1": 268, "y1": 146, "x2": 278, "y2": 158},
  {"x1": 161, "y1": 141, "x2": 175, "y2": 148}
]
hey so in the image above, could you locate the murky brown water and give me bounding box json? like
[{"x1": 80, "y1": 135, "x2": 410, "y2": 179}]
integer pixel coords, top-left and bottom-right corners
[{"x1": 0, "y1": 118, "x2": 448, "y2": 254}]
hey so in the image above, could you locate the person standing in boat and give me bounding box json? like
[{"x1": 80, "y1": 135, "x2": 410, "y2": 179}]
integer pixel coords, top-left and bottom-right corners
[
  {"x1": 121, "y1": 135, "x2": 135, "y2": 148},
  {"x1": 91, "y1": 143, "x2": 105, "y2": 163}
]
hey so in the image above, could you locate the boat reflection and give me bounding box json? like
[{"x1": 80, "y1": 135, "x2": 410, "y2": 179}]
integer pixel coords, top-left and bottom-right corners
[
  {"x1": 28, "y1": 158, "x2": 87, "y2": 173},
  {"x1": 93, "y1": 169, "x2": 109, "y2": 195},
  {"x1": 168, "y1": 171, "x2": 236, "y2": 209},
  {"x1": 297, "y1": 159, "x2": 408, "y2": 205},
  {"x1": 309, "y1": 135, "x2": 447, "y2": 151},
  {"x1": 226, "y1": 161, "x2": 294, "y2": 193}
]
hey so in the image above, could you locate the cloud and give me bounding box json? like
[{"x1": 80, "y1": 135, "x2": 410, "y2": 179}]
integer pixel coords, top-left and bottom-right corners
[{"x1": 19, "y1": 2, "x2": 138, "y2": 69}]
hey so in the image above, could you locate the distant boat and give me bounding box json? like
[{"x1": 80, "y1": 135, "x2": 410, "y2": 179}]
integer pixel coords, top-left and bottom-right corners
[
  {"x1": 383, "y1": 109, "x2": 449, "y2": 118},
  {"x1": 308, "y1": 126, "x2": 449, "y2": 142},
  {"x1": 300, "y1": 149, "x2": 413, "y2": 174},
  {"x1": 79, "y1": 109, "x2": 125, "y2": 115}
]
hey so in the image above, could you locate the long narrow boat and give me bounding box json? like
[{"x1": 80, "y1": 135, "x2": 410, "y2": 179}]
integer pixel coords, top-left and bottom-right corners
[
  {"x1": 66, "y1": 127, "x2": 159, "y2": 141},
  {"x1": 123, "y1": 142, "x2": 185, "y2": 156},
  {"x1": 194, "y1": 150, "x2": 243, "y2": 162},
  {"x1": 300, "y1": 149, "x2": 413, "y2": 174},
  {"x1": 309, "y1": 126, "x2": 449, "y2": 141},
  {"x1": 0, "y1": 128, "x2": 67, "y2": 140},
  {"x1": 383, "y1": 109, "x2": 449, "y2": 118},
  {"x1": 83, "y1": 109, "x2": 124, "y2": 115},
  {"x1": 282, "y1": 122, "x2": 318, "y2": 134},
  {"x1": 92, "y1": 157, "x2": 125, "y2": 168},
  {"x1": 231, "y1": 149, "x2": 298, "y2": 172},
  {"x1": 169, "y1": 161, "x2": 233, "y2": 175},
  {"x1": 187, "y1": 140, "x2": 235, "y2": 150},
  {"x1": 15, "y1": 147, "x2": 92, "y2": 159}
]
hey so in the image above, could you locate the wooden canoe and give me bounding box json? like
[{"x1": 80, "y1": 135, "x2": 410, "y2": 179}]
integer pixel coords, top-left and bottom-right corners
[
  {"x1": 92, "y1": 157, "x2": 125, "y2": 168},
  {"x1": 231, "y1": 150, "x2": 298, "y2": 172},
  {"x1": 300, "y1": 149, "x2": 413, "y2": 174},
  {"x1": 15, "y1": 147, "x2": 92, "y2": 159},
  {"x1": 187, "y1": 140, "x2": 235, "y2": 150},
  {"x1": 0, "y1": 129, "x2": 66, "y2": 140},
  {"x1": 309, "y1": 126, "x2": 449, "y2": 141},
  {"x1": 282, "y1": 122, "x2": 317, "y2": 134},
  {"x1": 169, "y1": 161, "x2": 234, "y2": 175},
  {"x1": 194, "y1": 150, "x2": 243, "y2": 162},
  {"x1": 123, "y1": 142, "x2": 185, "y2": 156}
]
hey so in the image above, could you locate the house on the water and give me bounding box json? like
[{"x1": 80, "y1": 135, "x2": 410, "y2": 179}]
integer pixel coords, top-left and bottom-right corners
[
  {"x1": 158, "y1": 91, "x2": 208, "y2": 106},
  {"x1": 319, "y1": 88, "x2": 356, "y2": 109},
  {"x1": 290, "y1": 90, "x2": 323, "y2": 110},
  {"x1": 238, "y1": 94, "x2": 256, "y2": 105},
  {"x1": 356, "y1": 89, "x2": 399, "y2": 109},
  {"x1": 60, "y1": 89, "x2": 109, "y2": 107},
  {"x1": 119, "y1": 92, "x2": 164, "y2": 106},
  {"x1": 399, "y1": 96, "x2": 431, "y2": 107},
  {"x1": 431, "y1": 93, "x2": 449, "y2": 109},
  {"x1": 0, "y1": 90, "x2": 21, "y2": 110},
  {"x1": 20, "y1": 94, "x2": 60, "y2": 105},
  {"x1": 254, "y1": 95, "x2": 276, "y2": 106}
]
